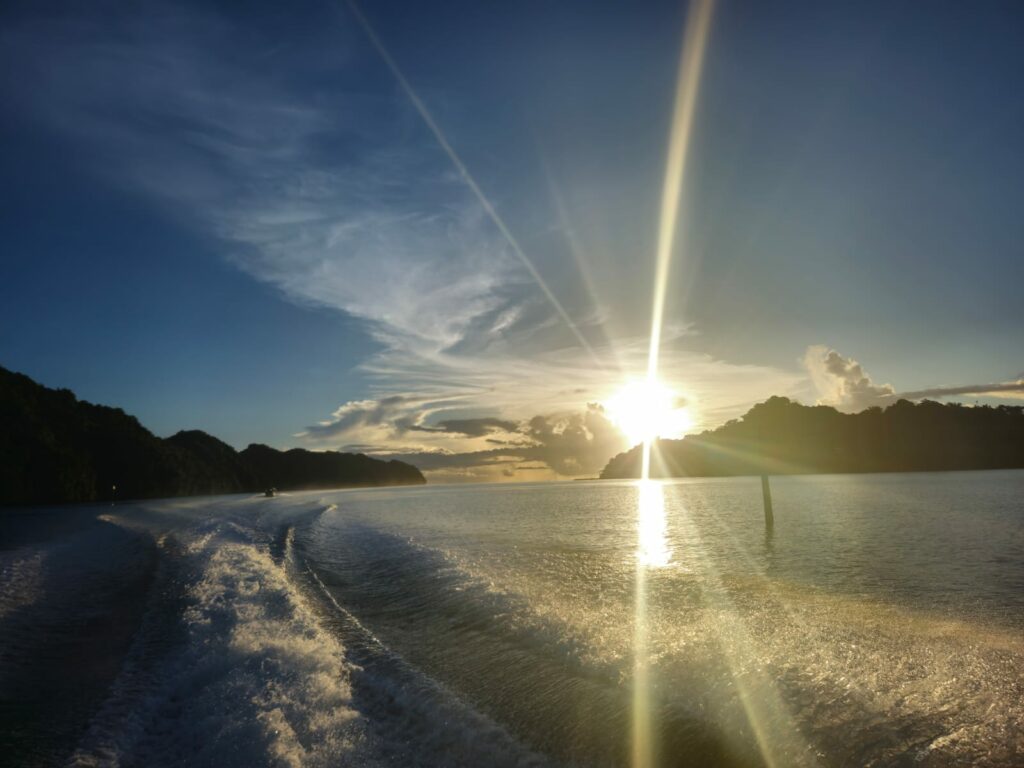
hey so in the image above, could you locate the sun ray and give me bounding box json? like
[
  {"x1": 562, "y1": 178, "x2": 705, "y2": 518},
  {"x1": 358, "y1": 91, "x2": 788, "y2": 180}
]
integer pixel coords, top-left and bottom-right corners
[
  {"x1": 540, "y1": 157, "x2": 627, "y2": 374},
  {"x1": 646, "y1": 0, "x2": 715, "y2": 388}
]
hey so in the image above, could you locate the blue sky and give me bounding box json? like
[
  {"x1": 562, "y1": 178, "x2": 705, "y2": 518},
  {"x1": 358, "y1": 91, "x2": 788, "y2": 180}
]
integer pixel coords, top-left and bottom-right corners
[{"x1": 2, "y1": 0, "x2": 1022, "y2": 480}]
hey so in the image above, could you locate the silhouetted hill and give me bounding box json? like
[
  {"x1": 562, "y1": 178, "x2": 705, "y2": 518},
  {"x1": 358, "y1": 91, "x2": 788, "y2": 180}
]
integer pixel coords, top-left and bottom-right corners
[
  {"x1": 600, "y1": 396, "x2": 1024, "y2": 479},
  {"x1": 0, "y1": 366, "x2": 425, "y2": 505},
  {"x1": 165, "y1": 430, "x2": 258, "y2": 495},
  {"x1": 241, "y1": 443, "x2": 426, "y2": 490}
]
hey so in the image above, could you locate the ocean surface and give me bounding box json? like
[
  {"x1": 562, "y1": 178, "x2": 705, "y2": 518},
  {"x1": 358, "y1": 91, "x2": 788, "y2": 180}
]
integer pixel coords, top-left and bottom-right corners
[{"x1": 2, "y1": 471, "x2": 1022, "y2": 767}]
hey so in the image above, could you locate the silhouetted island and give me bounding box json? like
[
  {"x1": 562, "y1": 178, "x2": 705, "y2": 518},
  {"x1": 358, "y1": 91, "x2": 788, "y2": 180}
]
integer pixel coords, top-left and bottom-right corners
[
  {"x1": 0, "y1": 365, "x2": 425, "y2": 505},
  {"x1": 601, "y1": 396, "x2": 1024, "y2": 479}
]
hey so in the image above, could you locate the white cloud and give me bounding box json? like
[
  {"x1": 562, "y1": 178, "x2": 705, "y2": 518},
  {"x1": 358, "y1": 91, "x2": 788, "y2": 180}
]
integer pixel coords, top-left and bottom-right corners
[
  {"x1": 804, "y1": 345, "x2": 1024, "y2": 412},
  {"x1": 2, "y1": 3, "x2": 533, "y2": 360},
  {"x1": 803, "y1": 345, "x2": 896, "y2": 412}
]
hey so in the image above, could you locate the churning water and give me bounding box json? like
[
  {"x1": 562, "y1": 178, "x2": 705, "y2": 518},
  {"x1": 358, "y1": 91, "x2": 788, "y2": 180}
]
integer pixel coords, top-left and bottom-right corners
[{"x1": 2, "y1": 471, "x2": 1022, "y2": 766}]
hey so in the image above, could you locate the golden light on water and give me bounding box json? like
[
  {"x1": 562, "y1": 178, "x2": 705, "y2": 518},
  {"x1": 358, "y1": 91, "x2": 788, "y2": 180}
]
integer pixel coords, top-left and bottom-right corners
[
  {"x1": 637, "y1": 479, "x2": 671, "y2": 568},
  {"x1": 631, "y1": 480, "x2": 664, "y2": 768},
  {"x1": 631, "y1": 473, "x2": 669, "y2": 768}
]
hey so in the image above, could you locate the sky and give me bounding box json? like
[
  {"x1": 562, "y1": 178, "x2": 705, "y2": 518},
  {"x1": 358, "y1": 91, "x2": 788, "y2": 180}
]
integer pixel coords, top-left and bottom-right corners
[{"x1": 2, "y1": 0, "x2": 1022, "y2": 482}]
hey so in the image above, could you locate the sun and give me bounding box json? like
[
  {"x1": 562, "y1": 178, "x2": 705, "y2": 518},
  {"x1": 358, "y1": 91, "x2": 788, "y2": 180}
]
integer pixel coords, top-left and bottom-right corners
[{"x1": 604, "y1": 380, "x2": 694, "y2": 446}]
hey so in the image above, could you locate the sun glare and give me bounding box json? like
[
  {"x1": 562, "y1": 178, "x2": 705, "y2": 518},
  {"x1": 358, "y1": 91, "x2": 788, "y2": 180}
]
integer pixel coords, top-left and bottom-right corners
[{"x1": 605, "y1": 380, "x2": 693, "y2": 446}]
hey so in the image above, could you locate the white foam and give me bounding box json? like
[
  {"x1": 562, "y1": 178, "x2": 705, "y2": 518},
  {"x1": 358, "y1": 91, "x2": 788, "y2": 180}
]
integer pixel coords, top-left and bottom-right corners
[
  {"x1": 0, "y1": 546, "x2": 46, "y2": 620},
  {"x1": 69, "y1": 515, "x2": 379, "y2": 768}
]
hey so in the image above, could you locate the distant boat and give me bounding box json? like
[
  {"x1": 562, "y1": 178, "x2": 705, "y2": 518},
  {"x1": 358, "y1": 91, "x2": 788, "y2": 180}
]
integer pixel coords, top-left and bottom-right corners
[{"x1": 264, "y1": 487, "x2": 277, "y2": 498}]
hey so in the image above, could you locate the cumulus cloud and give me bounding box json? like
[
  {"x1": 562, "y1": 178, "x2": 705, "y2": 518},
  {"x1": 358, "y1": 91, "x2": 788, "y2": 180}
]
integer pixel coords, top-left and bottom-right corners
[
  {"x1": 520, "y1": 404, "x2": 624, "y2": 475},
  {"x1": 803, "y1": 346, "x2": 896, "y2": 412},
  {"x1": 805, "y1": 345, "x2": 1024, "y2": 412}
]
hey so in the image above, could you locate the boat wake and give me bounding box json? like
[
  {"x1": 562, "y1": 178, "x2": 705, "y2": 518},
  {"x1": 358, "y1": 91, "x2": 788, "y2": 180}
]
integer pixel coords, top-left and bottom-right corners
[
  {"x1": 39, "y1": 497, "x2": 547, "y2": 768},
  {"x1": 68, "y1": 512, "x2": 370, "y2": 768}
]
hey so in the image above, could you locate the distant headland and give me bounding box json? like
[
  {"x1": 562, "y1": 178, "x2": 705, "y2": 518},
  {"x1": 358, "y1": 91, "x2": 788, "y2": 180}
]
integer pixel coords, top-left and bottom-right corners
[
  {"x1": 0, "y1": 366, "x2": 425, "y2": 506},
  {"x1": 601, "y1": 395, "x2": 1024, "y2": 479}
]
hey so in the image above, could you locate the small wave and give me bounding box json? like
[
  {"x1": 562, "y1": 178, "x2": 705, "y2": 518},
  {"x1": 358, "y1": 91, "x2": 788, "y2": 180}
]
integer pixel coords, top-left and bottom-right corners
[
  {"x1": 307, "y1": 522, "x2": 622, "y2": 680},
  {"x1": 289, "y1": 534, "x2": 551, "y2": 767}
]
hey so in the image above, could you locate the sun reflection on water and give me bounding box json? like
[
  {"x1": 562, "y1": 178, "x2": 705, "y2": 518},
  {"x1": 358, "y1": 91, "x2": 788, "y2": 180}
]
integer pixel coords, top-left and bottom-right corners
[
  {"x1": 633, "y1": 468, "x2": 671, "y2": 768},
  {"x1": 637, "y1": 479, "x2": 671, "y2": 569}
]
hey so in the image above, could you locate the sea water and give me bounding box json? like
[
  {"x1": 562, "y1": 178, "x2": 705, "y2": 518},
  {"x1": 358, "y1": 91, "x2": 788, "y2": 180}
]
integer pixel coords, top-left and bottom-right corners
[{"x1": 2, "y1": 471, "x2": 1022, "y2": 766}]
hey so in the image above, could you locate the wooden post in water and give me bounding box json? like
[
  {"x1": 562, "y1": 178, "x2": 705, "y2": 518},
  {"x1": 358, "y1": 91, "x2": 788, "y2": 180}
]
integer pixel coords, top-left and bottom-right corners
[{"x1": 761, "y1": 474, "x2": 774, "y2": 527}]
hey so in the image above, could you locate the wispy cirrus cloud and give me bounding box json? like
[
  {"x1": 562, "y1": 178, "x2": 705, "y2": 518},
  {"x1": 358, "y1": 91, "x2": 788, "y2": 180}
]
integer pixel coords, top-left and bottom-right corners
[{"x1": 2, "y1": 2, "x2": 536, "y2": 359}]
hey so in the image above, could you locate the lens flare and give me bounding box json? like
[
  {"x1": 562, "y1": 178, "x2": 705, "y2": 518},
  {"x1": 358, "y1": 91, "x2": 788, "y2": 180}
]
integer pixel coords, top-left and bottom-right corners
[{"x1": 633, "y1": 1, "x2": 715, "y2": 767}]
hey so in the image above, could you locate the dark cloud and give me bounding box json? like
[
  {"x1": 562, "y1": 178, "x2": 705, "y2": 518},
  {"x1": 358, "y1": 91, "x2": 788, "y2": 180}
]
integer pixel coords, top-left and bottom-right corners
[
  {"x1": 520, "y1": 404, "x2": 623, "y2": 475},
  {"x1": 409, "y1": 417, "x2": 519, "y2": 437},
  {"x1": 386, "y1": 403, "x2": 626, "y2": 477},
  {"x1": 484, "y1": 437, "x2": 535, "y2": 446},
  {"x1": 896, "y1": 381, "x2": 1024, "y2": 400},
  {"x1": 392, "y1": 449, "x2": 522, "y2": 471}
]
